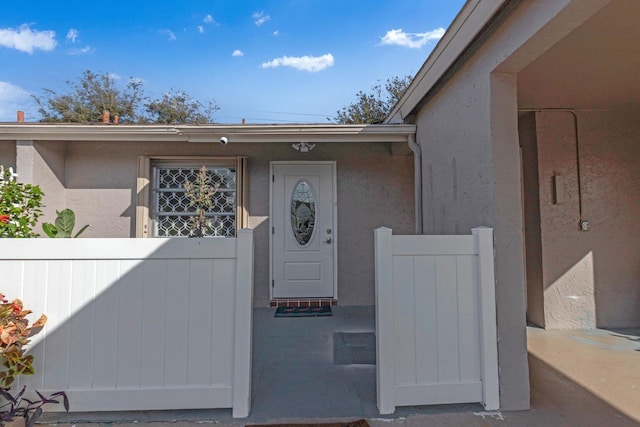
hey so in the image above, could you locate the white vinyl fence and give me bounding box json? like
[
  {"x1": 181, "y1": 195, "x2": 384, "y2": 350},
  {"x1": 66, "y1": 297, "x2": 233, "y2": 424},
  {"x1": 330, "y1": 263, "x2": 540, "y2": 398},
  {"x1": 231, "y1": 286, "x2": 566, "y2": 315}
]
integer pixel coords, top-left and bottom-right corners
[
  {"x1": 0, "y1": 229, "x2": 254, "y2": 418},
  {"x1": 374, "y1": 227, "x2": 499, "y2": 414}
]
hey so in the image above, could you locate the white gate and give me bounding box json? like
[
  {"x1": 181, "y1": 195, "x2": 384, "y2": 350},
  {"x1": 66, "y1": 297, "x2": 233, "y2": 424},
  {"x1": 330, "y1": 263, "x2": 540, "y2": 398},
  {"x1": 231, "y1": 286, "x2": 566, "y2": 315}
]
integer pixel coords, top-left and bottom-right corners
[
  {"x1": 0, "y1": 230, "x2": 254, "y2": 418},
  {"x1": 374, "y1": 227, "x2": 499, "y2": 414}
]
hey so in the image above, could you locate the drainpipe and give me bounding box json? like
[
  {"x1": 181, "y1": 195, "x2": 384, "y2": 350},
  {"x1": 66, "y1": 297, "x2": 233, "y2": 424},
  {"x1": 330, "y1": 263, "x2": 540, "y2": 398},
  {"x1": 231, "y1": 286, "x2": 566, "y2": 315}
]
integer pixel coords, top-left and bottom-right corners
[{"x1": 408, "y1": 134, "x2": 423, "y2": 234}]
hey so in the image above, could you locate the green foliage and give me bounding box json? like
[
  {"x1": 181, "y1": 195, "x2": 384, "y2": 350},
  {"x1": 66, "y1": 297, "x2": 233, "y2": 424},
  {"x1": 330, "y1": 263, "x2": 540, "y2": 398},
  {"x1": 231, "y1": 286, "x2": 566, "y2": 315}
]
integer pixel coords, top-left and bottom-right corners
[
  {"x1": 183, "y1": 166, "x2": 219, "y2": 237},
  {"x1": 0, "y1": 296, "x2": 46, "y2": 390},
  {"x1": 0, "y1": 295, "x2": 69, "y2": 424},
  {"x1": 334, "y1": 75, "x2": 412, "y2": 124},
  {"x1": 33, "y1": 70, "x2": 143, "y2": 123},
  {"x1": 42, "y1": 209, "x2": 89, "y2": 238},
  {"x1": 32, "y1": 70, "x2": 218, "y2": 124},
  {"x1": 0, "y1": 166, "x2": 44, "y2": 238},
  {"x1": 144, "y1": 89, "x2": 219, "y2": 124}
]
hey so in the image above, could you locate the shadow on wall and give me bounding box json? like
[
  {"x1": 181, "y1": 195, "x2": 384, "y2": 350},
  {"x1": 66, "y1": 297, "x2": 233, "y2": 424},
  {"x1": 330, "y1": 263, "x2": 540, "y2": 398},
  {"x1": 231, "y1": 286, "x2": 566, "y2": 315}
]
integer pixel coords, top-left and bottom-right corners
[
  {"x1": 5, "y1": 237, "x2": 251, "y2": 413},
  {"x1": 521, "y1": 111, "x2": 640, "y2": 329}
]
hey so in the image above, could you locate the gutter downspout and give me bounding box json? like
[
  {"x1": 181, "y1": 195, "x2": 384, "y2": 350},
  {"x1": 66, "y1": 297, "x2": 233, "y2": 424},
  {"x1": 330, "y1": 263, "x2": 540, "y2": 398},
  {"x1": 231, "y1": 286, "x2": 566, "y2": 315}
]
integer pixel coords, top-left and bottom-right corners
[{"x1": 408, "y1": 134, "x2": 423, "y2": 234}]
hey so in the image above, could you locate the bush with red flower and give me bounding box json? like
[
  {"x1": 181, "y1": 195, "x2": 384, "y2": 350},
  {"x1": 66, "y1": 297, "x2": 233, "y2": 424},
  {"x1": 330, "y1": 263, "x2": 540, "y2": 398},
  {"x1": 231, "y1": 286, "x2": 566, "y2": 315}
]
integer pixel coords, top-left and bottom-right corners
[
  {"x1": 0, "y1": 295, "x2": 46, "y2": 390},
  {"x1": 0, "y1": 166, "x2": 43, "y2": 238},
  {"x1": 0, "y1": 295, "x2": 68, "y2": 425}
]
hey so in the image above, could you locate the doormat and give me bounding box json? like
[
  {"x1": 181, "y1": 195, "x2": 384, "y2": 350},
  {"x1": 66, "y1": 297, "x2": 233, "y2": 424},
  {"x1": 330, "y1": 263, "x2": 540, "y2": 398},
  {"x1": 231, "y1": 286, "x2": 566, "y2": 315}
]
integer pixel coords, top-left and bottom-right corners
[
  {"x1": 274, "y1": 306, "x2": 332, "y2": 317},
  {"x1": 333, "y1": 332, "x2": 376, "y2": 365},
  {"x1": 248, "y1": 419, "x2": 369, "y2": 427}
]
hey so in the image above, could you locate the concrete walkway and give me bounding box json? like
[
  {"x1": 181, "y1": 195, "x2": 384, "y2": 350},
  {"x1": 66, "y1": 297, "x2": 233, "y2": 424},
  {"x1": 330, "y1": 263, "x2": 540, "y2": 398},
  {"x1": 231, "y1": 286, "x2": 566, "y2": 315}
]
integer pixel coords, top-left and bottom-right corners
[{"x1": 41, "y1": 307, "x2": 640, "y2": 426}]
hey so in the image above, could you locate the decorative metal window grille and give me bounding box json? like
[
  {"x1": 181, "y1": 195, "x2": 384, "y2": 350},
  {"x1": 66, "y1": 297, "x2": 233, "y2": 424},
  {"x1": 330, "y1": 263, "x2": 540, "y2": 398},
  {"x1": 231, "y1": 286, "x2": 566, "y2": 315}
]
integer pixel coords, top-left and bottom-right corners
[{"x1": 152, "y1": 165, "x2": 236, "y2": 237}]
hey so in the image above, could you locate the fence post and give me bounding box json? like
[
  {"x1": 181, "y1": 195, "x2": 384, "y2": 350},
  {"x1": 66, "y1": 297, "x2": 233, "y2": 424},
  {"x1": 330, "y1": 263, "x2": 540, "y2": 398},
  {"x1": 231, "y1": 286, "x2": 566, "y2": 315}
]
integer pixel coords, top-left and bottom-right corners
[
  {"x1": 232, "y1": 229, "x2": 254, "y2": 418},
  {"x1": 472, "y1": 227, "x2": 500, "y2": 410},
  {"x1": 375, "y1": 227, "x2": 395, "y2": 414}
]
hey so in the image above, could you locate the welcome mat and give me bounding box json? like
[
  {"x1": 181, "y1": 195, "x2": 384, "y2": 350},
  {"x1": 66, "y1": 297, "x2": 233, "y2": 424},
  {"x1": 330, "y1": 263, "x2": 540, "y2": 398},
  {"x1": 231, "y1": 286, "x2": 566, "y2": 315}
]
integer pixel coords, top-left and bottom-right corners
[
  {"x1": 333, "y1": 332, "x2": 376, "y2": 365},
  {"x1": 248, "y1": 419, "x2": 369, "y2": 427},
  {"x1": 274, "y1": 306, "x2": 332, "y2": 317}
]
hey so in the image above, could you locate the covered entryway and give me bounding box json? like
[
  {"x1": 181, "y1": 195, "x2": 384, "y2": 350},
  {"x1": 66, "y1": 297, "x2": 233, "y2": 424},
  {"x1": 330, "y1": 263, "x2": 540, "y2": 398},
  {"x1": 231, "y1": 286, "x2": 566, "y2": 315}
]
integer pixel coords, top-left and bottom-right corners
[{"x1": 517, "y1": 0, "x2": 640, "y2": 330}]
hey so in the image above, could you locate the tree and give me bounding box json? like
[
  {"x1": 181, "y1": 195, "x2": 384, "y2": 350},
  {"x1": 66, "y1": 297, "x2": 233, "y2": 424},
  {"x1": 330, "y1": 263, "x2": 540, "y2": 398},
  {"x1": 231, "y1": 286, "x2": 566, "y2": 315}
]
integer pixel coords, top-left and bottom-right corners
[
  {"x1": 33, "y1": 70, "x2": 218, "y2": 124},
  {"x1": 333, "y1": 75, "x2": 412, "y2": 124},
  {"x1": 144, "y1": 89, "x2": 218, "y2": 124},
  {"x1": 33, "y1": 70, "x2": 143, "y2": 123}
]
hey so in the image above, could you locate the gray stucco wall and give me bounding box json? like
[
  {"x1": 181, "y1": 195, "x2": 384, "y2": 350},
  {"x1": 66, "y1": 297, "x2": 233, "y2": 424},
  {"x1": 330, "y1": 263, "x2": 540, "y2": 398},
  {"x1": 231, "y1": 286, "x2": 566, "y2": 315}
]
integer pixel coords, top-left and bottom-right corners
[
  {"x1": 414, "y1": 72, "x2": 530, "y2": 411},
  {"x1": 406, "y1": 0, "x2": 575, "y2": 411},
  {"x1": 0, "y1": 141, "x2": 16, "y2": 169},
  {"x1": 47, "y1": 140, "x2": 414, "y2": 307},
  {"x1": 405, "y1": 0, "x2": 614, "y2": 409},
  {"x1": 530, "y1": 111, "x2": 640, "y2": 329},
  {"x1": 520, "y1": 113, "x2": 545, "y2": 328}
]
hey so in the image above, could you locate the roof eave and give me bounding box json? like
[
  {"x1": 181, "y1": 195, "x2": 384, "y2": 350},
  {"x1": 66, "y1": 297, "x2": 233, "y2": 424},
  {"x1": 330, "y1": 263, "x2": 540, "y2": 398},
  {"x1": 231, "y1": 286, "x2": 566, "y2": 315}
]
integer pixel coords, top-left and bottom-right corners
[
  {"x1": 386, "y1": 0, "x2": 508, "y2": 123},
  {"x1": 0, "y1": 123, "x2": 417, "y2": 143}
]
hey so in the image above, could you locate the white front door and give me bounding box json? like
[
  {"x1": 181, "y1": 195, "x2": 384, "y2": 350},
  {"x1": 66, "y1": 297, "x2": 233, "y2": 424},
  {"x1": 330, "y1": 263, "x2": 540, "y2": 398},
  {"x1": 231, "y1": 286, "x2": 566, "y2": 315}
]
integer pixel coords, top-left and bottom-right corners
[{"x1": 271, "y1": 162, "x2": 336, "y2": 299}]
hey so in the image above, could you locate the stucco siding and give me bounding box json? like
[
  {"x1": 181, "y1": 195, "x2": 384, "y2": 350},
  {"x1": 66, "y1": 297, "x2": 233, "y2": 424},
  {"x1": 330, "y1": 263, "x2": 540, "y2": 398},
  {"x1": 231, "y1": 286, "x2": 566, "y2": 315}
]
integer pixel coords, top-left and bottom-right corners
[
  {"x1": 414, "y1": 63, "x2": 531, "y2": 410},
  {"x1": 407, "y1": 0, "x2": 621, "y2": 409},
  {"x1": 535, "y1": 111, "x2": 640, "y2": 328},
  {"x1": 407, "y1": 0, "x2": 589, "y2": 411},
  {"x1": 0, "y1": 141, "x2": 16, "y2": 169},
  {"x1": 59, "y1": 140, "x2": 414, "y2": 307},
  {"x1": 520, "y1": 113, "x2": 545, "y2": 328}
]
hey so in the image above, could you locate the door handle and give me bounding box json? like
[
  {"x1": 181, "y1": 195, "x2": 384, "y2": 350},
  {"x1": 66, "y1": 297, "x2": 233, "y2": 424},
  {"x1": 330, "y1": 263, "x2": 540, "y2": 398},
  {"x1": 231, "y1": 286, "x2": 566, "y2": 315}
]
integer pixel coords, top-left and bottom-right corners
[{"x1": 324, "y1": 237, "x2": 332, "y2": 244}]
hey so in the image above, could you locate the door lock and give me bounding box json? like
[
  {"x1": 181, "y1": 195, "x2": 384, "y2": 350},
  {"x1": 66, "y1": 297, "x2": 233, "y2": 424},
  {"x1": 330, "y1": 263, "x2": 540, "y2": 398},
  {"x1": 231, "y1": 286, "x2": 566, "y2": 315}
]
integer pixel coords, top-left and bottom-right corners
[{"x1": 324, "y1": 237, "x2": 332, "y2": 244}]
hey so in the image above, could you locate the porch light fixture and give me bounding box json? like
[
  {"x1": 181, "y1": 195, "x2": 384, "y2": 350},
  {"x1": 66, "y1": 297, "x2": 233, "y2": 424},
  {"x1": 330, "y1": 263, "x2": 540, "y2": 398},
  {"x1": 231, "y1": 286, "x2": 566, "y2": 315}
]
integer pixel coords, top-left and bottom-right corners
[{"x1": 292, "y1": 142, "x2": 315, "y2": 152}]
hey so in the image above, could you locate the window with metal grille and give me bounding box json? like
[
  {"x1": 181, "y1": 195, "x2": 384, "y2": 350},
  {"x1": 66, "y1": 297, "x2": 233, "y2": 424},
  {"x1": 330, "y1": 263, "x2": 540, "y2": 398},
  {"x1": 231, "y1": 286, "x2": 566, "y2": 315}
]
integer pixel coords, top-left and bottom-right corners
[
  {"x1": 152, "y1": 164, "x2": 236, "y2": 237},
  {"x1": 136, "y1": 156, "x2": 247, "y2": 238}
]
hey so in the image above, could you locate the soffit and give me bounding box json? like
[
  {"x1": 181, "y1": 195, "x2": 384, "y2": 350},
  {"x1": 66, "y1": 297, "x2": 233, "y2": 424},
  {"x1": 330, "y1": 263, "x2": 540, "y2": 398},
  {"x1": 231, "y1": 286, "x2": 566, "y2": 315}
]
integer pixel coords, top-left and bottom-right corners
[{"x1": 517, "y1": 0, "x2": 640, "y2": 110}]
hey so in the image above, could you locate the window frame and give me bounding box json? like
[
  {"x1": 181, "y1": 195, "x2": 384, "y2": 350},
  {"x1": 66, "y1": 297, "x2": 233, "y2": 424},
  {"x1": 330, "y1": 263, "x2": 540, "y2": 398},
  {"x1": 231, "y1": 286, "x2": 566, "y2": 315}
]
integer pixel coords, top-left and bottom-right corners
[{"x1": 136, "y1": 156, "x2": 248, "y2": 238}]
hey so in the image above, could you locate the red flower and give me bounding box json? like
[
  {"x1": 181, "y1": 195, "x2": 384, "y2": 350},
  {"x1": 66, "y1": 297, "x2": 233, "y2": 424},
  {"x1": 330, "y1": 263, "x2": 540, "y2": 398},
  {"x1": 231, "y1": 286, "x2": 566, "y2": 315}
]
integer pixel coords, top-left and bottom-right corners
[{"x1": 0, "y1": 214, "x2": 9, "y2": 223}]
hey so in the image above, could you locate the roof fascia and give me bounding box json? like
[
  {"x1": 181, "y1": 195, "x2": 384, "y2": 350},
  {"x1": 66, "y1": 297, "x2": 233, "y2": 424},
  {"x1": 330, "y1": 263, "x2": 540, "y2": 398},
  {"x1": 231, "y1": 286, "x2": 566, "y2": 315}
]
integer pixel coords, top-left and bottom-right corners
[
  {"x1": 386, "y1": 0, "x2": 508, "y2": 123},
  {"x1": 0, "y1": 123, "x2": 416, "y2": 143}
]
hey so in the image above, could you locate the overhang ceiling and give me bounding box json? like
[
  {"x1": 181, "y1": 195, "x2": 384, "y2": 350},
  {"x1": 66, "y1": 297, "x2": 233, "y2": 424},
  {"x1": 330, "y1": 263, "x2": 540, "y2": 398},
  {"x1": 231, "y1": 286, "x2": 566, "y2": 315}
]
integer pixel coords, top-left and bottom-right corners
[{"x1": 518, "y1": 0, "x2": 640, "y2": 110}]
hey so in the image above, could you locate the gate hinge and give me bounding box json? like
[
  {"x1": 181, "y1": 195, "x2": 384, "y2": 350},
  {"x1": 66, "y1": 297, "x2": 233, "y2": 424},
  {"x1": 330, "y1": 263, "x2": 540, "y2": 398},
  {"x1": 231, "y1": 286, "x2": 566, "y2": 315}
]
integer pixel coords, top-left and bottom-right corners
[
  {"x1": 272, "y1": 174, "x2": 274, "y2": 182},
  {"x1": 272, "y1": 226, "x2": 274, "y2": 235},
  {"x1": 272, "y1": 280, "x2": 274, "y2": 288}
]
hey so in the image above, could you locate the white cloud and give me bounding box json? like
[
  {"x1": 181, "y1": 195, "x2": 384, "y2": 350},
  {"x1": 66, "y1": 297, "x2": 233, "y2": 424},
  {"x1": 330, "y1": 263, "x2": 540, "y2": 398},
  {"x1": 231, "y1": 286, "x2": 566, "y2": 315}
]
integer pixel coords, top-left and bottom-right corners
[
  {"x1": 160, "y1": 29, "x2": 176, "y2": 41},
  {"x1": 272, "y1": 30, "x2": 279, "y2": 37},
  {"x1": 0, "y1": 24, "x2": 56, "y2": 54},
  {"x1": 379, "y1": 27, "x2": 445, "y2": 49},
  {"x1": 252, "y1": 11, "x2": 271, "y2": 26},
  {"x1": 204, "y1": 14, "x2": 216, "y2": 24},
  {"x1": 67, "y1": 45, "x2": 94, "y2": 55},
  {"x1": 108, "y1": 73, "x2": 121, "y2": 80},
  {"x1": 197, "y1": 26, "x2": 204, "y2": 34},
  {"x1": 66, "y1": 28, "x2": 79, "y2": 43},
  {"x1": 261, "y1": 53, "x2": 334, "y2": 72},
  {"x1": 0, "y1": 81, "x2": 32, "y2": 121},
  {"x1": 232, "y1": 49, "x2": 244, "y2": 57}
]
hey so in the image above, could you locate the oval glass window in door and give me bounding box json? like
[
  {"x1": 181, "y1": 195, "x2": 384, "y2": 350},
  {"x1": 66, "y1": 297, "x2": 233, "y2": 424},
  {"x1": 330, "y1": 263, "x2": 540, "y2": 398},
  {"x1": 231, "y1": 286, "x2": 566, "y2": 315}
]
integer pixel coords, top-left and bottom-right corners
[{"x1": 290, "y1": 179, "x2": 316, "y2": 246}]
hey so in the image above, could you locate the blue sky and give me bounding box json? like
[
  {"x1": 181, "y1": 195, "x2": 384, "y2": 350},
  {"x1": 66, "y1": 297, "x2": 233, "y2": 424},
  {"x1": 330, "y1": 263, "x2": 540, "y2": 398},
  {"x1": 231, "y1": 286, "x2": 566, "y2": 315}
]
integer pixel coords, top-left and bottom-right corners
[{"x1": 0, "y1": 1, "x2": 465, "y2": 123}]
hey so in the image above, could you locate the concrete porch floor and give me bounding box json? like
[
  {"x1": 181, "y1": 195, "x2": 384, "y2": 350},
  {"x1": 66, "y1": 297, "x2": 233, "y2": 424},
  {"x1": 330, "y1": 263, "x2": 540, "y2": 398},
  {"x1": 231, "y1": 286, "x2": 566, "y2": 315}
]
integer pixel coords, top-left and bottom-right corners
[{"x1": 41, "y1": 307, "x2": 640, "y2": 426}]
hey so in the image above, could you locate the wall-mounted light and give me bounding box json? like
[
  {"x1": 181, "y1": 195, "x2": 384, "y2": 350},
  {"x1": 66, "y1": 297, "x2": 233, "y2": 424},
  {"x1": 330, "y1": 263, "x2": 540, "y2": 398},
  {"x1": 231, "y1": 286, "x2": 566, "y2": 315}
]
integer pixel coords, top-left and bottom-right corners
[{"x1": 292, "y1": 142, "x2": 315, "y2": 152}]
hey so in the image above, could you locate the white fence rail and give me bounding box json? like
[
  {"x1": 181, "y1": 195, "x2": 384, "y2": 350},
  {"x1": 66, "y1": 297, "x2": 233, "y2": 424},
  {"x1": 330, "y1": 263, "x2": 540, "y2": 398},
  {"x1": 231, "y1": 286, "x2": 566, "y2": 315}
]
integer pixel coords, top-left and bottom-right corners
[
  {"x1": 374, "y1": 227, "x2": 498, "y2": 414},
  {"x1": 0, "y1": 230, "x2": 254, "y2": 418}
]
